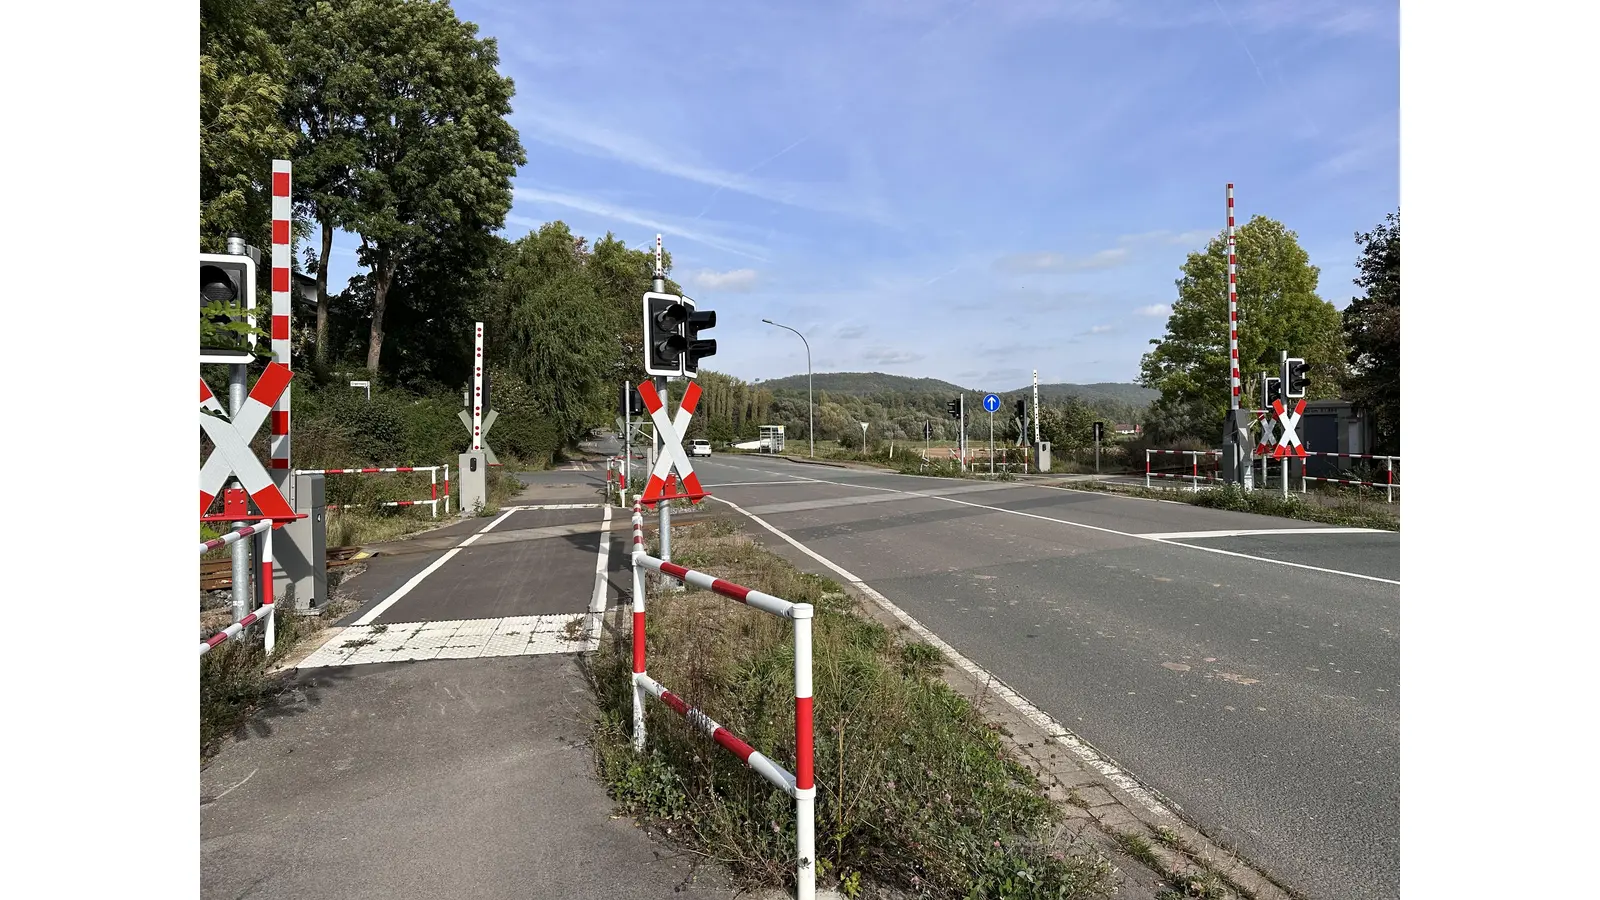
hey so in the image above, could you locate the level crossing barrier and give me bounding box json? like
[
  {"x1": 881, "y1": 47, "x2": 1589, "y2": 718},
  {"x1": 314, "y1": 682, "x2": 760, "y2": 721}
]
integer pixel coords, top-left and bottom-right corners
[
  {"x1": 1144, "y1": 449, "x2": 1223, "y2": 491},
  {"x1": 1295, "y1": 451, "x2": 1400, "y2": 503},
  {"x1": 295, "y1": 464, "x2": 451, "y2": 517},
  {"x1": 627, "y1": 501, "x2": 816, "y2": 899},
  {"x1": 199, "y1": 522, "x2": 275, "y2": 656}
]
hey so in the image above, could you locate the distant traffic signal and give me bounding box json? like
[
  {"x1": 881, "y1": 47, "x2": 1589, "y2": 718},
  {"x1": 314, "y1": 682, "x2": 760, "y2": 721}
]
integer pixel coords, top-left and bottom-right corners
[
  {"x1": 200, "y1": 253, "x2": 257, "y2": 363},
  {"x1": 643, "y1": 291, "x2": 689, "y2": 376},
  {"x1": 1264, "y1": 376, "x2": 1282, "y2": 405},
  {"x1": 1282, "y1": 357, "x2": 1310, "y2": 399},
  {"x1": 946, "y1": 399, "x2": 960, "y2": 419},
  {"x1": 682, "y1": 297, "x2": 716, "y2": 377},
  {"x1": 1093, "y1": 421, "x2": 1104, "y2": 442},
  {"x1": 620, "y1": 382, "x2": 644, "y2": 416},
  {"x1": 1014, "y1": 399, "x2": 1025, "y2": 420}
]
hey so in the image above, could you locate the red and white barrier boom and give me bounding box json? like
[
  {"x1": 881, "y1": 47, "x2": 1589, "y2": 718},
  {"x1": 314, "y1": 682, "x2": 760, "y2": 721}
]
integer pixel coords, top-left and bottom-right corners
[
  {"x1": 294, "y1": 465, "x2": 451, "y2": 517},
  {"x1": 199, "y1": 522, "x2": 275, "y2": 656},
  {"x1": 1144, "y1": 449, "x2": 1223, "y2": 492},
  {"x1": 629, "y1": 501, "x2": 815, "y2": 899}
]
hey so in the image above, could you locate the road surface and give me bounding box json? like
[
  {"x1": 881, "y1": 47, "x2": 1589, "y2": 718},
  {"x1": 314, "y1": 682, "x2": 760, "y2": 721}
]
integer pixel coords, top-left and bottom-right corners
[{"x1": 678, "y1": 451, "x2": 1399, "y2": 900}]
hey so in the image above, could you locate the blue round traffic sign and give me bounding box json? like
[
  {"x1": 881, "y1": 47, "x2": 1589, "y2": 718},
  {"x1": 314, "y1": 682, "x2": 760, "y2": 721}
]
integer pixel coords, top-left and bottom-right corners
[{"x1": 983, "y1": 393, "x2": 1001, "y2": 413}]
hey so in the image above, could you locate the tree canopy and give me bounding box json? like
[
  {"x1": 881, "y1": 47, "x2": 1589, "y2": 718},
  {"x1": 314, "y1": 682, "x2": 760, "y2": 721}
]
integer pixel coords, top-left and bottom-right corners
[
  {"x1": 1342, "y1": 211, "x2": 1400, "y2": 453},
  {"x1": 1139, "y1": 216, "x2": 1345, "y2": 442}
]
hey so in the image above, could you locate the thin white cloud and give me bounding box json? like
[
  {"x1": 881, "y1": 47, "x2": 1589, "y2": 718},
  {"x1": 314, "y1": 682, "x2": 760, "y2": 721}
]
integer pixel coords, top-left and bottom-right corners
[
  {"x1": 861, "y1": 348, "x2": 925, "y2": 365},
  {"x1": 1136, "y1": 303, "x2": 1172, "y2": 317},
  {"x1": 1085, "y1": 324, "x2": 1115, "y2": 335},
  {"x1": 512, "y1": 103, "x2": 895, "y2": 225},
  {"x1": 993, "y1": 247, "x2": 1130, "y2": 273},
  {"x1": 509, "y1": 187, "x2": 769, "y2": 261},
  {"x1": 836, "y1": 324, "x2": 869, "y2": 340},
  {"x1": 687, "y1": 268, "x2": 759, "y2": 292}
]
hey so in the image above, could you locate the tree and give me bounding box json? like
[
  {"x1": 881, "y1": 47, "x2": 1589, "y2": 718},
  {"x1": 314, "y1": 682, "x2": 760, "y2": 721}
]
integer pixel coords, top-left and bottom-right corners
[
  {"x1": 1342, "y1": 211, "x2": 1400, "y2": 453},
  {"x1": 200, "y1": 0, "x2": 298, "y2": 252},
  {"x1": 293, "y1": 0, "x2": 525, "y2": 373},
  {"x1": 1139, "y1": 216, "x2": 1345, "y2": 443}
]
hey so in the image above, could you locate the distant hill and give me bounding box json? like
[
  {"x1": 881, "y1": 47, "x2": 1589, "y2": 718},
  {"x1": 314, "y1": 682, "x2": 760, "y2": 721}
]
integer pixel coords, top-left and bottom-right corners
[
  {"x1": 759, "y1": 371, "x2": 970, "y2": 395},
  {"x1": 757, "y1": 371, "x2": 1156, "y2": 407},
  {"x1": 1027, "y1": 382, "x2": 1159, "y2": 406}
]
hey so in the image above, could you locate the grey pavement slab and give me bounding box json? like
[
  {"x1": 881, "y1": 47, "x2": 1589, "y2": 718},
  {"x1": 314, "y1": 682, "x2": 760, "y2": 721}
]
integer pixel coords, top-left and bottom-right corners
[
  {"x1": 691, "y1": 453, "x2": 1399, "y2": 900},
  {"x1": 200, "y1": 656, "x2": 747, "y2": 900}
]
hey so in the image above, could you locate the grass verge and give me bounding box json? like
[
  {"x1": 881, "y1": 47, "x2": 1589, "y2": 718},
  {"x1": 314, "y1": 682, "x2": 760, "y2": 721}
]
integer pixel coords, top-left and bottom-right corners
[
  {"x1": 589, "y1": 518, "x2": 1114, "y2": 900},
  {"x1": 1057, "y1": 480, "x2": 1398, "y2": 531}
]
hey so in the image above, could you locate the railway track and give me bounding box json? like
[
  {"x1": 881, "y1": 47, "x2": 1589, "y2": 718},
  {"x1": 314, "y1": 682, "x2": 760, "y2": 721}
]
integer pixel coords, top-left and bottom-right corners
[{"x1": 200, "y1": 546, "x2": 365, "y2": 592}]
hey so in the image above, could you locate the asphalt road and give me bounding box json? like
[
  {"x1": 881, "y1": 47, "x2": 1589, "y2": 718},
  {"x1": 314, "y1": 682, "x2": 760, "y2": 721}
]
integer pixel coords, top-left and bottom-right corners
[{"x1": 682, "y1": 451, "x2": 1399, "y2": 900}]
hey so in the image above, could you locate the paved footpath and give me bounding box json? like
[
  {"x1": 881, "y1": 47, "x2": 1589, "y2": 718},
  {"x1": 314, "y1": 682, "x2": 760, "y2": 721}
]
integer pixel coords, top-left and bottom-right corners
[{"x1": 199, "y1": 469, "x2": 772, "y2": 900}]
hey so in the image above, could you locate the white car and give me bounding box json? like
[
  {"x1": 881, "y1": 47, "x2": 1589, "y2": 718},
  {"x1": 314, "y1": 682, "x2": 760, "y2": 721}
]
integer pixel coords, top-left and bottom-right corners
[{"x1": 688, "y1": 439, "x2": 712, "y2": 458}]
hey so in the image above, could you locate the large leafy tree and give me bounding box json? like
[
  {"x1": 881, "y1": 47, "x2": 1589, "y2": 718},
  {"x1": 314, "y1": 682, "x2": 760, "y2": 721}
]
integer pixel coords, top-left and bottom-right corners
[
  {"x1": 291, "y1": 0, "x2": 525, "y2": 373},
  {"x1": 200, "y1": 0, "x2": 298, "y2": 252},
  {"x1": 1139, "y1": 216, "x2": 1345, "y2": 442},
  {"x1": 1342, "y1": 211, "x2": 1400, "y2": 453}
]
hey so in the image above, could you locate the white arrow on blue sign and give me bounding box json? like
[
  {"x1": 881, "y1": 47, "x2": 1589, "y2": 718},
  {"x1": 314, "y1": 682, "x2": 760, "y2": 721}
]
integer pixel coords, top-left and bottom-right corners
[{"x1": 983, "y1": 393, "x2": 1001, "y2": 413}]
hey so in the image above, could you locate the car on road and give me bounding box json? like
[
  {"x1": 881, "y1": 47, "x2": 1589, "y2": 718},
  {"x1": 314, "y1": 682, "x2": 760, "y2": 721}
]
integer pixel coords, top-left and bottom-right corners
[{"x1": 689, "y1": 439, "x2": 712, "y2": 458}]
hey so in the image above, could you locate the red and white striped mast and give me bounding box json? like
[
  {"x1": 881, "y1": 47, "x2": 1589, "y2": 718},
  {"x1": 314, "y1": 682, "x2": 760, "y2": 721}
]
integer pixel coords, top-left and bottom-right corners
[
  {"x1": 270, "y1": 160, "x2": 293, "y2": 496},
  {"x1": 1227, "y1": 183, "x2": 1240, "y2": 409}
]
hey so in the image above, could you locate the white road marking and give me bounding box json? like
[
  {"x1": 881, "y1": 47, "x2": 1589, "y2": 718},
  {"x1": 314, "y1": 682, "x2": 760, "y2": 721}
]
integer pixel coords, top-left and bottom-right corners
[
  {"x1": 204, "y1": 767, "x2": 258, "y2": 804},
  {"x1": 354, "y1": 508, "x2": 521, "y2": 624},
  {"x1": 299, "y1": 615, "x2": 588, "y2": 667},
  {"x1": 713, "y1": 495, "x2": 1178, "y2": 819},
  {"x1": 522, "y1": 503, "x2": 603, "y2": 510},
  {"x1": 586, "y1": 505, "x2": 613, "y2": 651},
  {"x1": 702, "y1": 480, "x2": 823, "y2": 488},
  {"x1": 1140, "y1": 527, "x2": 1384, "y2": 539},
  {"x1": 753, "y1": 473, "x2": 1400, "y2": 585}
]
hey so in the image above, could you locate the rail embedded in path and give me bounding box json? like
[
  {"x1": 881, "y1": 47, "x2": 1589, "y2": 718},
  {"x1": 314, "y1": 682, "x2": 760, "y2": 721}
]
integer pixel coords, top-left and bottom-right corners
[{"x1": 627, "y1": 500, "x2": 816, "y2": 900}]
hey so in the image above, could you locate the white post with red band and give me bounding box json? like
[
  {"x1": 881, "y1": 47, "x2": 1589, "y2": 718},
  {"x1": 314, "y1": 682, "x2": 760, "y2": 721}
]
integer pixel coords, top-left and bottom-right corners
[
  {"x1": 1227, "y1": 184, "x2": 1240, "y2": 408},
  {"x1": 200, "y1": 522, "x2": 274, "y2": 656},
  {"x1": 270, "y1": 160, "x2": 293, "y2": 495},
  {"x1": 628, "y1": 501, "x2": 815, "y2": 899}
]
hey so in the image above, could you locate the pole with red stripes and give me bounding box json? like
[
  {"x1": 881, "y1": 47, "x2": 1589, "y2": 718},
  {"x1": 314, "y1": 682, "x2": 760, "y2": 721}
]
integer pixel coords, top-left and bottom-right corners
[
  {"x1": 793, "y1": 596, "x2": 816, "y2": 896},
  {"x1": 1227, "y1": 184, "x2": 1240, "y2": 408},
  {"x1": 631, "y1": 500, "x2": 647, "y2": 752},
  {"x1": 270, "y1": 160, "x2": 293, "y2": 498}
]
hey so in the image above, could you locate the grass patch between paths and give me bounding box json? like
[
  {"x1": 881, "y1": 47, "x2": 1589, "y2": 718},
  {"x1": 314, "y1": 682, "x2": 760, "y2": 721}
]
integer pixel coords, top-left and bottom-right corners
[
  {"x1": 1054, "y1": 481, "x2": 1398, "y2": 532},
  {"x1": 589, "y1": 518, "x2": 1115, "y2": 900}
]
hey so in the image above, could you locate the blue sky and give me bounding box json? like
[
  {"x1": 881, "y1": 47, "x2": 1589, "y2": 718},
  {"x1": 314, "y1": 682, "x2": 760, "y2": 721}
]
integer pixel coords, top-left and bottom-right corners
[{"x1": 319, "y1": 0, "x2": 1398, "y2": 392}]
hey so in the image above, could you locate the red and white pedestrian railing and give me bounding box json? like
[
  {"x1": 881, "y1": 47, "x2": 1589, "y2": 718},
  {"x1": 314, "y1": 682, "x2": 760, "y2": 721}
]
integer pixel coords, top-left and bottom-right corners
[
  {"x1": 628, "y1": 501, "x2": 816, "y2": 899},
  {"x1": 295, "y1": 464, "x2": 451, "y2": 517},
  {"x1": 1145, "y1": 449, "x2": 1223, "y2": 492},
  {"x1": 606, "y1": 456, "x2": 629, "y2": 508},
  {"x1": 1296, "y1": 451, "x2": 1400, "y2": 503},
  {"x1": 199, "y1": 522, "x2": 276, "y2": 657}
]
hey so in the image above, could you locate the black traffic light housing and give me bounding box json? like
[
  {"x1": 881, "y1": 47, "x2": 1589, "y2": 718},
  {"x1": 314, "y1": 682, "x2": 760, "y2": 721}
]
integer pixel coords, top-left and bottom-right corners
[
  {"x1": 1282, "y1": 357, "x2": 1310, "y2": 399},
  {"x1": 643, "y1": 291, "x2": 689, "y2": 376},
  {"x1": 1093, "y1": 421, "x2": 1104, "y2": 441},
  {"x1": 682, "y1": 297, "x2": 716, "y2": 377},
  {"x1": 199, "y1": 253, "x2": 257, "y2": 363},
  {"x1": 946, "y1": 399, "x2": 960, "y2": 419},
  {"x1": 1014, "y1": 399, "x2": 1026, "y2": 420},
  {"x1": 1264, "y1": 376, "x2": 1282, "y2": 405},
  {"x1": 620, "y1": 382, "x2": 645, "y2": 416}
]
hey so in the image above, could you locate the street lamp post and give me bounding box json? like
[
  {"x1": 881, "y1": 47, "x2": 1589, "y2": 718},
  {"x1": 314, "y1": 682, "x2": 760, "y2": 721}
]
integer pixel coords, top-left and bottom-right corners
[{"x1": 761, "y1": 318, "x2": 813, "y2": 458}]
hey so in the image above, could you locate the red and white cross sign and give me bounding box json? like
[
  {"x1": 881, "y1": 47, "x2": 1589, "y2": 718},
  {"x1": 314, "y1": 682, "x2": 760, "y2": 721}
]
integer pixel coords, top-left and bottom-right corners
[
  {"x1": 1270, "y1": 397, "x2": 1307, "y2": 459},
  {"x1": 637, "y1": 380, "x2": 707, "y2": 505},
  {"x1": 1254, "y1": 410, "x2": 1278, "y2": 456},
  {"x1": 201, "y1": 362, "x2": 296, "y2": 518}
]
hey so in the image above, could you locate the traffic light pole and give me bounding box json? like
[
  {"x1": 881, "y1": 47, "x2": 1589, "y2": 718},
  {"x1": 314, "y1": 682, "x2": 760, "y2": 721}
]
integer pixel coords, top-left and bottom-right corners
[
  {"x1": 224, "y1": 234, "x2": 251, "y2": 632},
  {"x1": 1281, "y1": 351, "x2": 1289, "y2": 500},
  {"x1": 653, "y1": 242, "x2": 673, "y2": 569},
  {"x1": 959, "y1": 395, "x2": 967, "y2": 472},
  {"x1": 988, "y1": 408, "x2": 994, "y2": 477}
]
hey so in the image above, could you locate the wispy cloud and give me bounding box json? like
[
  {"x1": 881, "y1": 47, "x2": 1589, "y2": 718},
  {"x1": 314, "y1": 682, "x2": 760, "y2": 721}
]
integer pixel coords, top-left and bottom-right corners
[
  {"x1": 509, "y1": 187, "x2": 770, "y2": 261},
  {"x1": 1084, "y1": 324, "x2": 1115, "y2": 335},
  {"x1": 512, "y1": 103, "x2": 894, "y2": 225},
  {"x1": 861, "y1": 347, "x2": 925, "y2": 365},
  {"x1": 836, "y1": 324, "x2": 869, "y2": 340},
  {"x1": 1136, "y1": 303, "x2": 1171, "y2": 317},
  {"x1": 993, "y1": 247, "x2": 1130, "y2": 273},
  {"x1": 686, "y1": 268, "x2": 759, "y2": 292}
]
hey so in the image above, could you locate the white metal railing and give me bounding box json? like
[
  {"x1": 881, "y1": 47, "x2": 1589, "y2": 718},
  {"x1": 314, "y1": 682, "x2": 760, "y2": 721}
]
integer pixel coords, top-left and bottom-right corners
[{"x1": 199, "y1": 522, "x2": 275, "y2": 656}]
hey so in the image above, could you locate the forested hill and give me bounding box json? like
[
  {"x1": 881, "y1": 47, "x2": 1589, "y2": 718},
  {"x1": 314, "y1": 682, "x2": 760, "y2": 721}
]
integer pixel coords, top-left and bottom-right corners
[
  {"x1": 758, "y1": 372, "x2": 969, "y2": 395},
  {"x1": 757, "y1": 371, "x2": 1155, "y2": 407}
]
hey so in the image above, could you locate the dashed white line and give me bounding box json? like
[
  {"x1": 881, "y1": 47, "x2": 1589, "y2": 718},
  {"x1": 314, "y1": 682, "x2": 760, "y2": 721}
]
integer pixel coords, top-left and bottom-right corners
[
  {"x1": 586, "y1": 504, "x2": 613, "y2": 651},
  {"x1": 354, "y1": 507, "x2": 522, "y2": 625}
]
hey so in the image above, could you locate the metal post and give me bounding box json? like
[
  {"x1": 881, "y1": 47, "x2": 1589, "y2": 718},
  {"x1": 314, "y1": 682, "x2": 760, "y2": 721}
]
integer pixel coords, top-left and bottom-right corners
[
  {"x1": 631, "y1": 506, "x2": 647, "y2": 754},
  {"x1": 988, "y1": 409, "x2": 994, "y2": 476},
  {"x1": 1094, "y1": 432, "x2": 1100, "y2": 474},
  {"x1": 1386, "y1": 456, "x2": 1394, "y2": 504},
  {"x1": 624, "y1": 380, "x2": 632, "y2": 502},
  {"x1": 224, "y1": 234, "x2": 252, "y2": 633},
  {"x1": 1281, "y1": 351, "x2": 1289, "y2": 500},
  {"x1": 655, "y1": 374, "x2": 671, "y2": 566},
  {"x1": 959, "y1": 394, "x2": 966, "y2": 472},
  {"x1": 793, "y1": 604, "x2": 816, "y2": 900}
]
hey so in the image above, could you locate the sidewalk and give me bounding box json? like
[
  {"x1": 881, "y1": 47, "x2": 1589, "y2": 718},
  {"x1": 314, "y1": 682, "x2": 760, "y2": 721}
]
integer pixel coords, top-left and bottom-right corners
[{"x1": 200, "y1": 474, "x2": 779, "y2": 900}]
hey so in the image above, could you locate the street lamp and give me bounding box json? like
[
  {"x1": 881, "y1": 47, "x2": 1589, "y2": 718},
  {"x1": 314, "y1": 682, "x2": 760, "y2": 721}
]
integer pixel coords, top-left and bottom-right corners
[{"x1": 762, "y1": 318, "x2": 813, "y2": 458}]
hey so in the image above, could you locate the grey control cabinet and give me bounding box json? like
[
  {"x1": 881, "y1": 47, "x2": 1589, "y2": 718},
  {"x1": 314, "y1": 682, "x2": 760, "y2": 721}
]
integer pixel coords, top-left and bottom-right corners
[
  {"x1": 1036, "y1": 441, "x2": 1052, "y2": 472},
  {"x1": 458, "y1": 451, "x2": 488, "y2": 515},
  {"x1": 277, "y1": 472, "x2": 326, "y2": 611}
]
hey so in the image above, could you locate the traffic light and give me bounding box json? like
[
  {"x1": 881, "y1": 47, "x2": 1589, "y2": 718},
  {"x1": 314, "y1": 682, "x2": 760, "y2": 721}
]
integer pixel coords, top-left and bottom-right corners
[
  {"x1": 1264, "y1": 376, "x2": 1282, "y2": 405},
  {"x1": 924, "y1": 421, "x2": 932, "y2": 440},
  {"x1": 620, "y1": 382, "x2": 644, "y2": 417},
  {"x1": 1093, "y1": 421, "x2": 1104, "y2": 442},
  {"x1": 199, "y1": 253, "x2": 257, "y2": 363},
  {"x1": 643, "y1": 291, "x2": 689, "y2": 376},
  {"x1": 1014, "y1": 399, "x2": 1025, "y2": 420},
  {"x1": 1282, "y1": 357, "x2": 1310, "y2": 399},
  {"x1": 946, "y1": 399, "x2": 960, "y2": 419},
  {"x1": 682, "y1": 296, "x2": 717, "y2": 377}
]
